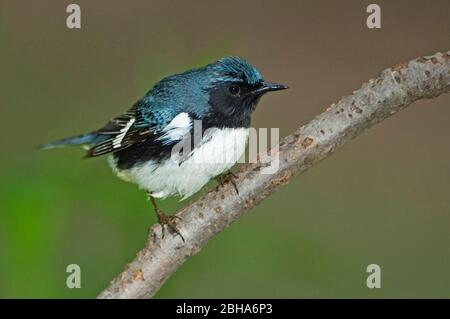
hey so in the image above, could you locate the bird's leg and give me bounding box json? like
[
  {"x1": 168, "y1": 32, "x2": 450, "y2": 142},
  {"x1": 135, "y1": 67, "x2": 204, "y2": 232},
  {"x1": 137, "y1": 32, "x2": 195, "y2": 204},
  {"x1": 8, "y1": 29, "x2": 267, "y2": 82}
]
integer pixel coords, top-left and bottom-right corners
[
  {"x1": 215, "y1": 171, "x2": 239, "y2": 195},
  {"x1": 147, "y1": 193, "x2": 184, "y2": 242}
]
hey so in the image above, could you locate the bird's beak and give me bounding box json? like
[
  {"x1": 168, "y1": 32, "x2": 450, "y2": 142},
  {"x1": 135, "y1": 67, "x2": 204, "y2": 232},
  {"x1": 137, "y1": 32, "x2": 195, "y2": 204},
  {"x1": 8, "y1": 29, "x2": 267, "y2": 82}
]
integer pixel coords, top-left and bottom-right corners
[{"x1": 254, "y1": 81, "x2": 289, "y2": 95}]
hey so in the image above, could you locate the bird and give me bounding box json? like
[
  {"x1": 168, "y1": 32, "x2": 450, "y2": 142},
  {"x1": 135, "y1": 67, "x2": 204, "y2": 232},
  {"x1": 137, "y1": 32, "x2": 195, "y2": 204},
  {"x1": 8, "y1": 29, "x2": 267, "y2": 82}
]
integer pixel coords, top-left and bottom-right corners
[{"x1": 41, "y1": 56, "x2": 288, "y2": 241}]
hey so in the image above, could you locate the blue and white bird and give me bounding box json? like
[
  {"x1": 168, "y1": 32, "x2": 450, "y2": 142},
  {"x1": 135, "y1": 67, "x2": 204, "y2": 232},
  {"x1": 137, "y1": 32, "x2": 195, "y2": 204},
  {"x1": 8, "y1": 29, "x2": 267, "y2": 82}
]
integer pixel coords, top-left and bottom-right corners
[{"x1": 42, "y1": 56, "x2": 288, "y2": 240}]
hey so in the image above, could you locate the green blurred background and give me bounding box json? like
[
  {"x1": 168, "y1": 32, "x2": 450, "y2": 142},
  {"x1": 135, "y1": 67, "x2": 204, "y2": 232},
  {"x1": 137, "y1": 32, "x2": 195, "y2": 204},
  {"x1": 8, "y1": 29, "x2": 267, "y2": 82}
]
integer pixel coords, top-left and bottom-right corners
[{"x1": 0, "y1": 0, "x2": 449, "y2": 298}]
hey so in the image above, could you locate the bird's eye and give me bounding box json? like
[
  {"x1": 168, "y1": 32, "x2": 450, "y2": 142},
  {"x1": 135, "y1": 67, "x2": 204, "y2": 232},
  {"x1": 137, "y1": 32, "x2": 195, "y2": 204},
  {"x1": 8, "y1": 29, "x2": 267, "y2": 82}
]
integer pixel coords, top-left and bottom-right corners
[{"x1": 228, "y1": 85, "x2": 241, "y2": 97}]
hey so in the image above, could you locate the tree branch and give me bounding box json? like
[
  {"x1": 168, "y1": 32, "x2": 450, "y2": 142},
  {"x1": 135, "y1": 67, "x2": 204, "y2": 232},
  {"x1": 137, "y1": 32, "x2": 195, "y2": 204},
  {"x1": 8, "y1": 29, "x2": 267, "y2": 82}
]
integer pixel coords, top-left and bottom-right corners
[{"x1": 97, "y1": 51, "x2": 450, "y2": 299}]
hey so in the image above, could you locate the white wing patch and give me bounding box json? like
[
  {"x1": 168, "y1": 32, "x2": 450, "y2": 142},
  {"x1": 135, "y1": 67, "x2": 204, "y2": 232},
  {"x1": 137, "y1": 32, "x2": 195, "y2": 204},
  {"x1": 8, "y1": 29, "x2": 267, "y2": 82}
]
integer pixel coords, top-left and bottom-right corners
[
  {"x1": 113, "y1": 117, "x2": 135, "y2": 149},
  {"x1": 157, "y1": 112, "x2": 192, "y2": 144}
]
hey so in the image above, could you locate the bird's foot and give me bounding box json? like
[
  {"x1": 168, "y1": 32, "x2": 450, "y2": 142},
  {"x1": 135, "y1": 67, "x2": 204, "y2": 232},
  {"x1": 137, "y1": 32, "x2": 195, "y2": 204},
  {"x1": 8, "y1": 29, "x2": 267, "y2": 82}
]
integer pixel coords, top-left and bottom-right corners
[
  {"x1": 216, "y1": 171, "x2": 239, "y2": 195},
  {"x1": 156, "y1": 210, "x2": 185, "y2": 242}
]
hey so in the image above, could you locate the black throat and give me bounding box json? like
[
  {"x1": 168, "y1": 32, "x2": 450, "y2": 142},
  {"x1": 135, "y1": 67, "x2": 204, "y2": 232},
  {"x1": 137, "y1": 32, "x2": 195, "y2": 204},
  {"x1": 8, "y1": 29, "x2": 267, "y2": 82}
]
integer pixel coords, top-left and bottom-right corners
[{"x1": 206, "y1": 83, "x2": 261, "y2": 129}]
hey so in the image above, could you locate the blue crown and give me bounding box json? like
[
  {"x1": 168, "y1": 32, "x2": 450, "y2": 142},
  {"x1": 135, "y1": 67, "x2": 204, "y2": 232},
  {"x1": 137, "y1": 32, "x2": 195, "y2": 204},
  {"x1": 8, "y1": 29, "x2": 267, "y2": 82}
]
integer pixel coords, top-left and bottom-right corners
[{"x1": 209, "y1": 56, "x2": 263, "y2": 85}]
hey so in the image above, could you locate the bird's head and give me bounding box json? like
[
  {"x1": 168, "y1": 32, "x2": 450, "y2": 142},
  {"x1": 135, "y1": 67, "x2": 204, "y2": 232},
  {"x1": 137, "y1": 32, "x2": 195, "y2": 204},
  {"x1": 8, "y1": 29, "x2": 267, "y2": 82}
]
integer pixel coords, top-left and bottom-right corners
[
  {"x1": 204, "y1": 56, "x2": 288, "y2": 127},
  {"x1": 147, "y1": 56, "x2": 287, "y2": 128}
]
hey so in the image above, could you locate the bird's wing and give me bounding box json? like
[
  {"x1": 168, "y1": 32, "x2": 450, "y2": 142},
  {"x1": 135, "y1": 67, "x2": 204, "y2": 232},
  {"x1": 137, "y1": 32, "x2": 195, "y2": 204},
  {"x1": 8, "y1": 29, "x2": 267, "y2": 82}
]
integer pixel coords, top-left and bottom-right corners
[
  {"x1": 85, "y1": 103, "x2": 192, "y2": 158},
  {"x1": 85, "y1": 103, "x2": 153, "y2": 157}
]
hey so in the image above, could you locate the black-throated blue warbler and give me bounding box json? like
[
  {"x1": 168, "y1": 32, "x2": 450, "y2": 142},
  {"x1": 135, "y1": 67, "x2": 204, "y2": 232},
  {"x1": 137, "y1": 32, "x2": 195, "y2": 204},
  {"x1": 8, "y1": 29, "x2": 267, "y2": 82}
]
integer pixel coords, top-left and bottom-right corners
[{"x1": 42, "y1": 56, "x2": 288, "y2": 241}]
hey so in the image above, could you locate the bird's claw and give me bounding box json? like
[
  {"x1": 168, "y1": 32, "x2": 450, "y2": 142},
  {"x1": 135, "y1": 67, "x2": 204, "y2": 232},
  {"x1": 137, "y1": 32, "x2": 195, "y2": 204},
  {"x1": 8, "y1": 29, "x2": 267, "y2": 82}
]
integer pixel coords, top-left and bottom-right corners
[
  {"x1": 157, "y1": 210, "x2": 185, "y2": 242},
  {"x1": 216, "y1": 171, "x2": 239, "y2": 195}
]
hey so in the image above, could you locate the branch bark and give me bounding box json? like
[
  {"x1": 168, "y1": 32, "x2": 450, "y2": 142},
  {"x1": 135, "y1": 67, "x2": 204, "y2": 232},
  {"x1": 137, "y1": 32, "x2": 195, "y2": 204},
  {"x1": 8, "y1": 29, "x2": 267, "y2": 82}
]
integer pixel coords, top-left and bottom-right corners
[{"x1": 98, "y1": 51, "x2": 450, "y2": 299}]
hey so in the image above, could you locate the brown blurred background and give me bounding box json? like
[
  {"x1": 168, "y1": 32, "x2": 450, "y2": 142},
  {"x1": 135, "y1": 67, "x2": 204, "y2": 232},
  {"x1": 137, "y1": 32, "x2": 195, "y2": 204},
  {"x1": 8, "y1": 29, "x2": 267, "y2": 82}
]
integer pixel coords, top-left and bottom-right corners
[{"x1": 0, "y1": 0, "x2": 449, "y2": 298}]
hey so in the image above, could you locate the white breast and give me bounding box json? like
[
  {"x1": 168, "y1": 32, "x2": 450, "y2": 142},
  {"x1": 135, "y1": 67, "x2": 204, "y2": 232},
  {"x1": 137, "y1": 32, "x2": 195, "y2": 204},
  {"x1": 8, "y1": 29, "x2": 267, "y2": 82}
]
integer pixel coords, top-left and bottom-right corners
[{"x1": 109, "y1": 127, "x2": 249, "y2": 199}]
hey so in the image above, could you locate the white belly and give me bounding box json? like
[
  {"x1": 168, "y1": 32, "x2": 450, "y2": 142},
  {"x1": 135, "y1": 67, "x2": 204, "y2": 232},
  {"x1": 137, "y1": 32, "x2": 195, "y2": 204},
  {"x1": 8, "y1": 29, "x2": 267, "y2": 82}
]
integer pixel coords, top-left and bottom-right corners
[{"x1": 108, "y1": 128, "x2": 249, "y2": 199}]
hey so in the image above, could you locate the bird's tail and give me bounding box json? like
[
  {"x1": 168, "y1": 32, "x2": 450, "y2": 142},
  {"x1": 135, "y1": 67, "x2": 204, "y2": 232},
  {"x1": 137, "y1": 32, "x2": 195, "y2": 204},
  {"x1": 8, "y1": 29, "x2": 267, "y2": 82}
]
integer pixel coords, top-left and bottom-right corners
[{"x1": 39, "y1": 133, "x2": 97, "y2": 150}]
